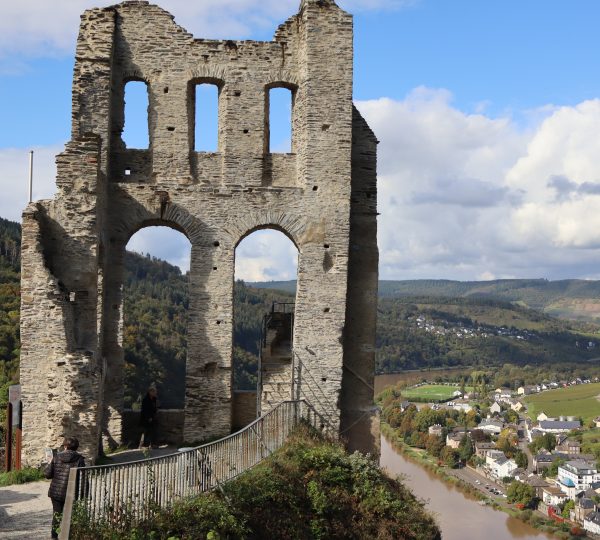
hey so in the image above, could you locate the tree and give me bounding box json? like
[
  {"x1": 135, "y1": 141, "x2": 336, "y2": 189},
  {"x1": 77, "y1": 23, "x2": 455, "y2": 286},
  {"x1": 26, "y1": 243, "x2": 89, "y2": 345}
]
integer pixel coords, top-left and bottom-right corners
[
  {"x1": 440, "y1": 446, "x2": 459, "y2": 468},
  {"x1": 425, "y1": 434, "x2": 445, "y2": 458},
  {"x1": 543, "y1": 458, "x2": 565, "y2": 478},
  {"x1": 471, "y1": 456, "x2": 485, "y2": 467},
  {"x1": 408, "y1": 431, "x2": 428, "y2": 449},
  {"x1": 398, "y1": 408, "x2": 417, "y2": 438},
  {"x1": 561, "y1": 499, "x2": 575, "y2": 519},
  {"x1": 470, "y1": 429, "x2": 490, "y2": 443},
  {"x1": 465, "y1": 409, "x2": 479, "y2": 428},
  {"x1": 528, "y1": 432, "x2": 556, "y2": 454},
  {"x1": 458, "y1": 435, "x2": 474, "y2": 462},
  {"x1": 515, "y1": 450, "x2": 528, "y2": 469},
  {"x1": 506, "y1": 481, "x2": 535, "y2": 507},
  {"x1": 413, "y1": 407, "x2": 444, "y2": 433},
  {"x1": 504, "y1": 409, "x2": 519, "y2": 424},
  {"x1": 497, "y1": 428, "x2": 519, "y2": 457}
]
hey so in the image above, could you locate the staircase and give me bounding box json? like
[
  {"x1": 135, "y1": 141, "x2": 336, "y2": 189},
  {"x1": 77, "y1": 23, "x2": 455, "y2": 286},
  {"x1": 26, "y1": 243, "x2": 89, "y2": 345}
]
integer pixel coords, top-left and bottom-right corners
[{"x1": 258, "y1": 303, "x2": 294, "y2": 414}]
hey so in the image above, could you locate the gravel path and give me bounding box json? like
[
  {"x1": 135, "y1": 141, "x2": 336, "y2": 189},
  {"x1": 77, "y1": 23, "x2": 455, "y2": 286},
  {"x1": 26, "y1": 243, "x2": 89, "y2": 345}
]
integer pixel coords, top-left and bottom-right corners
[{"x1": 0, "y1": 480, "x2": 52, "y2": 539}]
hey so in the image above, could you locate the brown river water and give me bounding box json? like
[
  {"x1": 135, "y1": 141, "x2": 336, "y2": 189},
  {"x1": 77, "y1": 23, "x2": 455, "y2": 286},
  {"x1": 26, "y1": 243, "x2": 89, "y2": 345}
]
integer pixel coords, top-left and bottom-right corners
[
  {"x1": 375, "y1": 370, "x2": 555, "y2": 539},
  {"x1": 380, "y1": 434, "x2": 555, "y2": 539}
]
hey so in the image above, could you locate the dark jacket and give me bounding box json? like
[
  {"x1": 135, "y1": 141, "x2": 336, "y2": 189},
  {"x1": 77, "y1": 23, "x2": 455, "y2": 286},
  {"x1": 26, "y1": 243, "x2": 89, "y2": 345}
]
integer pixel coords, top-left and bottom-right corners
[
  {"x1": 140, "y1": 394, "x2": 157, "y2": 427},
  {"x1": 45, "y1": 449, "x2": 86, "y2": 502}
]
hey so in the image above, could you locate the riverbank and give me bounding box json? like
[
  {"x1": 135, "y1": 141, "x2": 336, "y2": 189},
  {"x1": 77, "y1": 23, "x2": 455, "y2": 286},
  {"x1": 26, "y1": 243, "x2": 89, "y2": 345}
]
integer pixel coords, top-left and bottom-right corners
[
  {"x1": 381, "y1": 422, "x2": 582, "y2": 539},
  {"x1": 381, "y1": 422, "x2": 492, "y2": 502}
]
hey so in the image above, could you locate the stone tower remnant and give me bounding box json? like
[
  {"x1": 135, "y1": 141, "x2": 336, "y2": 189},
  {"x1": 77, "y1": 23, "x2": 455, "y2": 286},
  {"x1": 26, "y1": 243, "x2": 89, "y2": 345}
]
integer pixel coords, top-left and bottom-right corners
[{"x1": 20, "y1": 0, "x2": 378, "y2": 463}]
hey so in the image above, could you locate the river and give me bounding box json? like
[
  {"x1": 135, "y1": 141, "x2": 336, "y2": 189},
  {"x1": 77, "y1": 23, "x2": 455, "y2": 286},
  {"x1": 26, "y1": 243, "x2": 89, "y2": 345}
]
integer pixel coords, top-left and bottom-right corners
[{"x1": 380, "y1": 436, "x2": 555, "y2": 539}]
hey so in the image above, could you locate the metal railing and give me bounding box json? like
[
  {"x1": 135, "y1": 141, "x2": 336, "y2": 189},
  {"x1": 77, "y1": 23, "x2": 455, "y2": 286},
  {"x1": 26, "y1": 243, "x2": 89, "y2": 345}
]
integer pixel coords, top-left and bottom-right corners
[
  {"x1": 59, "y1": 400, "x2": 323, "y2": 539},
  {"x1": 292, "y1": 349, "x2": 339, "y2": 430},
  {"x1": 260, "y1": 306, "x2": 295, "y2": 349},
  {"x1": 271, "y1": 301, "x2": 295, "y2": 314}
]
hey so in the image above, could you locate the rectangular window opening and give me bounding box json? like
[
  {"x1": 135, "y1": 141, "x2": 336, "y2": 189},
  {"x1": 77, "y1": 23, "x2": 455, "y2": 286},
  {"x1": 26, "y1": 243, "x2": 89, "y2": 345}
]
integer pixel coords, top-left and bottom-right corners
[
  {"x1": 268, "y1": 87, "x2": 293, "y2": 153},
  {"x1": 195, "y1": 84, "x2": 219, "y2": 152},
  {"x1": 123, "y1": 81, "x2": 149, "y2": 149}
]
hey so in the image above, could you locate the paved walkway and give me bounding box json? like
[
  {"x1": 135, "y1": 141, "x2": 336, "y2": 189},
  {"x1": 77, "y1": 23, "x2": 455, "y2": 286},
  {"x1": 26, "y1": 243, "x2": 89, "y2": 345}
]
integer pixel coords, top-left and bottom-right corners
[
  {"x1": 0, "y1": 480, "x2": 51, "y2": 539},
  {"x1": 107, "y1": 445, "x2": 178, "y2": 464}
]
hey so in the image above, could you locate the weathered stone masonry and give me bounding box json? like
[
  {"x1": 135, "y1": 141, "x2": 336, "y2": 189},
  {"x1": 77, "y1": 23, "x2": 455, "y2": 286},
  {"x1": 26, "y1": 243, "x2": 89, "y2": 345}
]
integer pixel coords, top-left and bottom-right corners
[{"x1": 20, "y1": 0, "x2": 379, "y2": 463}]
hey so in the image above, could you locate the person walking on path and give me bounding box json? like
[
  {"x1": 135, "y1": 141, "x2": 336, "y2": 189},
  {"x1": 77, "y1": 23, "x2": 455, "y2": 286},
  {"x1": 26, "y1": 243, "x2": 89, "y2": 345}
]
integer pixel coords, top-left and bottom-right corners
[
  {"x1": 44, "y1": 436, "x2": 86, "y2": 539},
  {"x1": 140, "y1": 386, "x2": 158, "y2": 448}
]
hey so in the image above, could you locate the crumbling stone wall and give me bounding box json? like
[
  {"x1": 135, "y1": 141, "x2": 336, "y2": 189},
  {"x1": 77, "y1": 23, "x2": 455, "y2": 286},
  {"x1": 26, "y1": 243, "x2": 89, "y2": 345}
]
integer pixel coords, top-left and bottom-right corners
[{"x1": 20, "y1": 0, "x2": 378, "y2": 464}]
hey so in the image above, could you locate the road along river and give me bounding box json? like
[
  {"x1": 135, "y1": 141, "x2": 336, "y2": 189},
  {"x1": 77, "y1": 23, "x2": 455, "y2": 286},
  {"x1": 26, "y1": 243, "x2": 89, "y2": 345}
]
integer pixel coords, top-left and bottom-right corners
[{"x1": 380, "y1": 436, "x2": 555, "y2": 540}]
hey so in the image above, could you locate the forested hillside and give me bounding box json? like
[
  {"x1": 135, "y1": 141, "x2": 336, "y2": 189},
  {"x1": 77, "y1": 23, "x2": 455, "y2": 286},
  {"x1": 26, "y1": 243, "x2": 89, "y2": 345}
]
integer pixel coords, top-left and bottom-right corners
[
  {"x1": 378, "y1": 278, "x2": 600, "y2": 321},
  {"x1": 254, "y1": 278, "x2": 600, "y2": 322},
  {"x1": 0, "y1": 218, "x2": 20, "y2": 427},
  {"x1": 376, "y1": 296, "x2": 600, "y2": 373}
]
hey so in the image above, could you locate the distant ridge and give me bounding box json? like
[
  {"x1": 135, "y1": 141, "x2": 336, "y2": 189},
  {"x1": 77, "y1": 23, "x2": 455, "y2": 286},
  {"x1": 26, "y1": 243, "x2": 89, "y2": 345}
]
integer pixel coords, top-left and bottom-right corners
[
  {"x1": 249, "y1": 280, "x2": 297, "y2": 294},
  {"x1": 250, "y1": 278, "x2": 600, "y2": 321}
]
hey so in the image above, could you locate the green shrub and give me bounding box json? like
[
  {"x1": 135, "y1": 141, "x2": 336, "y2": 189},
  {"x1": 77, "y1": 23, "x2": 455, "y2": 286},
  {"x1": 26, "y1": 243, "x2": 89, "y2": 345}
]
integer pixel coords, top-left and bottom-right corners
[
  {"x1": 0, "y1": 467, "x2": 44, "y2": 487},
  {"x1": 71, "y1": 493, "x2": 246, "y2": 540}
]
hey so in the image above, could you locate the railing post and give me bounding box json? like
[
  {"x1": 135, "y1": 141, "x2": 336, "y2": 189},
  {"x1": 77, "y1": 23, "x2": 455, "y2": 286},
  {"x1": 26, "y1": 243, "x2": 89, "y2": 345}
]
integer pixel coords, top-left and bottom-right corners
[
  {"x1": 59, "y1": 467, "x2": 79, "y2": 540},
  {"x1": 5, "y1": 402, "x2": 12, "y2": 472},
  {"x1": 14, "y1": 401, "x2": 22, "y2": 470}
]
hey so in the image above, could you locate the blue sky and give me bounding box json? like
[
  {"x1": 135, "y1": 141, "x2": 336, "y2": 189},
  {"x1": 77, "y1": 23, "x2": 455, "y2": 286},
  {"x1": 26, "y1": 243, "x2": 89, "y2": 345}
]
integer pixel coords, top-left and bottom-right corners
[{"x1": 3, "y1": 0, "x2": 600, "y2": 281}]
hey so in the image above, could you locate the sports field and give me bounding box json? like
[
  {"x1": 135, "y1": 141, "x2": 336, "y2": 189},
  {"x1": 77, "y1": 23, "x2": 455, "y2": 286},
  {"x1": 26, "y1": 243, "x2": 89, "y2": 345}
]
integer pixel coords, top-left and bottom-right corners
[
  {"x1": 401, "y1": 384, "x2": 466, "y2": 402},
  {"x1": 524, "y1": 383, "x2": 600, "y2": 423}
]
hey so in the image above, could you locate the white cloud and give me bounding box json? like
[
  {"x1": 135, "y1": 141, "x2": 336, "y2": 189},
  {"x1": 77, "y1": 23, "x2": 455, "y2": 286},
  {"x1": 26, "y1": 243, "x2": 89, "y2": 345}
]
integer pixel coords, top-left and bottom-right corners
[
  {"x1": 356, "y1": 91, "x2": 600, "y2": 280},
  {"x1": 0, "y1": 146, "x2": 58, "y2": 222},
  {"x1": 235, "y1": 230, "x2": 298, "y2": 282},
  {"x1": 0, "y1": 0, "x2": 409, "y2": 60},
  {"x1": 127, "y1": 226, "x2": 191, "y2": 272}
]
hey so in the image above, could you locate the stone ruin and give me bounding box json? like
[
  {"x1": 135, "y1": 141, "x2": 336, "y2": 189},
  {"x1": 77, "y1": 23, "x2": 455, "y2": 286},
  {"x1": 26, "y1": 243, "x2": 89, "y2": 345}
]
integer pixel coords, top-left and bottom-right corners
[{"x1": 20, "y1": 0, "x2": 378, "y2": 464}]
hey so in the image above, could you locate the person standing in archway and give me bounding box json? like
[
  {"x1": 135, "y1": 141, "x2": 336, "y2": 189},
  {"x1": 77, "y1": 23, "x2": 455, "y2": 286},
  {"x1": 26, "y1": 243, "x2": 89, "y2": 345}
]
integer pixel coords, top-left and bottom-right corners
[{"x1": 139, "y1": 386, "x2": 158, "y2": 448}]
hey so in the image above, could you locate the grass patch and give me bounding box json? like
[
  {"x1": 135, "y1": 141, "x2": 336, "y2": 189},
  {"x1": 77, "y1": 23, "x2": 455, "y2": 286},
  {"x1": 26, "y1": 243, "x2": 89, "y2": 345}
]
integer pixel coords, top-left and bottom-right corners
[
  {"x1": 523, "y1": 383, "x2": 600, "y2": 423},
  {"x1": 401, "y1": 384, "x2": 472, "y2": 402},
  {"x1": 0, "y1": 467, "x2": 45, "y2": 487}
]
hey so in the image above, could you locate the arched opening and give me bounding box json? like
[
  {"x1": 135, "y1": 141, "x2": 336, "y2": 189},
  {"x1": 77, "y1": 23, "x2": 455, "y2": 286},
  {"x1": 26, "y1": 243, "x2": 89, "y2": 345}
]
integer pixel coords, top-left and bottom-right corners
[
  {"x1": 265, "y1": 86, "x2": 295, "y2": 153},
  {"x1": 191, "y1": 82, "x2": 220, "y2": 152},
  {"x1": 232, "y1": 228, "x2": 299, "y2": 428},
  {"x1": 121, "y1": 225, "x2": 191, "y2": 446},
  {"x1": 122, "y1": 80, "x2": 150, "y2": 149}
]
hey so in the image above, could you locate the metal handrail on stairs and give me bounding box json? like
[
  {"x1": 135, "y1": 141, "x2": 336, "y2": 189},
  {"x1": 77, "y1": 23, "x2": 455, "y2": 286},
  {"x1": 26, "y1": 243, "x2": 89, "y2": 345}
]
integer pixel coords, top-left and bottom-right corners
[
  {"x1": 291, "y1": 349, "x2": 339, "y2": 431},
  {"x1": 59, "y1": 399, "x2": 323, "y2": 539}
]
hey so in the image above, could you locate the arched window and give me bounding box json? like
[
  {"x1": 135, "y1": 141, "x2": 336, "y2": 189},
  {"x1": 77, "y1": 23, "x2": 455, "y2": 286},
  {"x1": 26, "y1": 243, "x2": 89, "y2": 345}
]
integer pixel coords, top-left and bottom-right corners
[
  {"x1": 122, "y1": 80, "x2": 150, "y2": 149},
  {"x1": 123, "y1": 226, "x2": 191, "y2": 412},
  {"x1": 233, "y1": 229, "x2": 299, "y2": 424},
  {"x1": 265, "y1": 86, "x2": 294, "y2": 153},
  {"x1": 192, "y1": 82, "x2": 220, "y2": 152}
]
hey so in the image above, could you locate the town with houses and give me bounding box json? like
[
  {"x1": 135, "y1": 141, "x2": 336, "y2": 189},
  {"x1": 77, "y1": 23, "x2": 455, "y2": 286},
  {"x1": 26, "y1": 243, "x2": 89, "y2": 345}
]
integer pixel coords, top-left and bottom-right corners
[
  {"x1": 413, "y1": 314, "x2": 538, "y2": 341},
  {"x1": 392, "y1": 378, "x2": 600, "y2": 537},
  {"x1": 413, "y1": 314, "x2": 598, "y2": 350}
]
